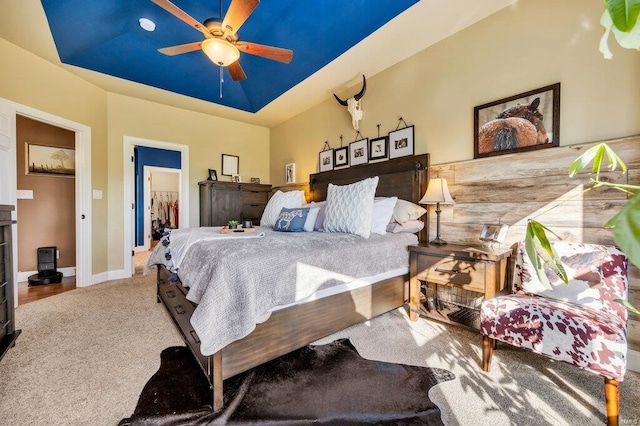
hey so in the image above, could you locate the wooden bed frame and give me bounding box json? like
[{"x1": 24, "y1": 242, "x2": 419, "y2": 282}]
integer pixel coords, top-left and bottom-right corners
[{"x1": 156, "y1": 154, "x2": 429, "y2": 411}]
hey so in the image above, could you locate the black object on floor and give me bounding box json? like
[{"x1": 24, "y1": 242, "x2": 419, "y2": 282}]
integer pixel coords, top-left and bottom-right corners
[{"x1": 120, "y1": 339, "x2": 455, "y2": 425}]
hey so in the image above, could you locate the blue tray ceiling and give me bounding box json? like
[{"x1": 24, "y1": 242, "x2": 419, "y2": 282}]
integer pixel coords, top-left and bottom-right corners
[{"x1": 41, "y1": 0, "x2": 419, "y2": 113}]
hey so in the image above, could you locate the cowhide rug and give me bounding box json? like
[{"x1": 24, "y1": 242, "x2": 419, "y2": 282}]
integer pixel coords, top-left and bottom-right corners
[{"x1": 119, "y1": 339, "x2": 455, "y2": 425}]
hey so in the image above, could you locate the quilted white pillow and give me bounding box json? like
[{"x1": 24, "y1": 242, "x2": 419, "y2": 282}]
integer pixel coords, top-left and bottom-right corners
[
  {"x1": 323, "y1": 177, "x2": 379, "y2": 238},
  {"x1": 260, "y1": 190, "x2": 305, "y2": 228}
]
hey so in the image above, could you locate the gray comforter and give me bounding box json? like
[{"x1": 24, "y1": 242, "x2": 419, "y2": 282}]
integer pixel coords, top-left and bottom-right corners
[{"x1": 149, "y1": 227, "x2": 417, "y2": 355}]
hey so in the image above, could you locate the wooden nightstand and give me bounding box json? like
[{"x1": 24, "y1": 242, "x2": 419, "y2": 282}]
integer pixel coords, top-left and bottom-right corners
[{"x1": 408, "y1": 244, "x2": 512, "y2": 330}]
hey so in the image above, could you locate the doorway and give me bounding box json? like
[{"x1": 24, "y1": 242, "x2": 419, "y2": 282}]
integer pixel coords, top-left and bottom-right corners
[
  {"x1": 123, "y1": 136, "x2": 189, "y2": 278},
  {"x1": 143, "y1": 166, "x2": 181, "y2": 251},
  {"x1": 0, "y1": 97, "x2": 92, "y2": 307}
]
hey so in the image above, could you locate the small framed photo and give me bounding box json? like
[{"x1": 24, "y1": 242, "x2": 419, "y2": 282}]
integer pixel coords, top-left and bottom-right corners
[
  {"x1": 222, "y1": 154, "x2": 239, "y2": 176},
  {"x1": 349, "y1": 138, "x2": 368, "y2": 166},
  {"x1": 231, "y1": 174, "x2": 241, "y2": 183},
  {"x1": 369, "y1": 136, "x2": 388, "y2": 160},
  {"x1": 334, "y1": 146, "x2": 348, "y2": 167},
  {"x1": 319, "y1": 149, "x2": 334, "y2": 172},
  {"x1": 389, "y1": 126, "x2": 414, "y2": 159},
  {"x1": 479, "y1": 224, "x2": 509, "y2": 243},
  {"x1": 250, "y1": 177, "x2": 260, "y2": 184},
  {"x1": 285, "y1": 163, "x2": 295, "y2": 184},
  {"x1": 208, "y1": 169, "x2": 218, "y2": 181},
  {"x1": 474, "y1": 83, "x2": 560, "y2": 159}
]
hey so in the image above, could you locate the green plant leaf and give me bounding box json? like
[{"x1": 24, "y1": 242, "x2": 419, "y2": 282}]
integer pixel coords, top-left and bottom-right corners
[
  {"x1": 568, "y1": 143, "x2": 626, "y2": 177},
  {"x1": 613, "y1": 190, "x2": 640, "y2": 269},
  {"x1": 600, "y1": 6, "x2": 640, "y2": 58},
  {"x1": 525, "y1": 220, "x2": 568, "y2": 288},
  {"x1": 606, "y1": 0, "x2": 640, "y2": 32},
  {"x1": 614, "y1": 298, "x2": 640, "y2": 314}
]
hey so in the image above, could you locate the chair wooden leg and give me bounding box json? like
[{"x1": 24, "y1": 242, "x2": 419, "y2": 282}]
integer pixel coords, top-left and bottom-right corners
[
  {"x1": 604, "y1": 378, "x2": 619, "y2": 426},
  {"x1": 482, "y1": 335, "x2": 493, "y2": 372}
]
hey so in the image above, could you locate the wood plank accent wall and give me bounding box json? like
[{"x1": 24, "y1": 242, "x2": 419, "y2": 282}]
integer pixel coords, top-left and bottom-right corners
[{"x1": 429, "y1": 136, "x2": 640, "y2": 352}]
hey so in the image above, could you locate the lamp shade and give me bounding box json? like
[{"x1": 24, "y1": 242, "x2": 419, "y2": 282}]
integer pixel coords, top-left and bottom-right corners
[
  {"x1": 419, "y1": 178, "x2": 455, "y2": 205},
  {"x1": 201, "y1": 38, "x2": 240, "y2": 67}
]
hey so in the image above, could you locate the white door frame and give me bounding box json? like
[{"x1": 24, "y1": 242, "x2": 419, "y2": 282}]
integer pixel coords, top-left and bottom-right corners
[
  {"x1": 123, "y1": 136, "x2": 189, "y2": 277},
  {"x1": 142, "y1": 166, "x2": 182, "y2": 251},
  {"x1": 0, "y1": 97, "x2": 92, "y2": 305}
]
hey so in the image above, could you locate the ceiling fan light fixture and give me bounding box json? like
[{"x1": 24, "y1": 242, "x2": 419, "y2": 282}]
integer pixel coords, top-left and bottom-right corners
[{"x1": 201, "y1": 38, "x2": 240, "y2": 67}]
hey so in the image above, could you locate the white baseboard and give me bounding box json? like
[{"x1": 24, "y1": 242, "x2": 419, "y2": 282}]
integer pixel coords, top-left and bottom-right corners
[
  {"x1": 628, "y1": 349, "x2": 640, "y2": 373},
  {"x1": 17, "y1": 267, "x2": 76, "y2": 282}
]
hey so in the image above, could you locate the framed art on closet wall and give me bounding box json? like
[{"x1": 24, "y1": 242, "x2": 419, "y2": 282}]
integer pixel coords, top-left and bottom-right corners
[
  {"x1": 222, "y1": 154, "x2": 239, "y2": 176},
  {"x1": 26, "y1": 143, "x2": 76, "y2": 177}
]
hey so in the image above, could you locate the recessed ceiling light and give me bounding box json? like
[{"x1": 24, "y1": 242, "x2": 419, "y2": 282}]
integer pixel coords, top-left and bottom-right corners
[{"x1": 139, "y1": 18, "x2": 156, "y2": 32}]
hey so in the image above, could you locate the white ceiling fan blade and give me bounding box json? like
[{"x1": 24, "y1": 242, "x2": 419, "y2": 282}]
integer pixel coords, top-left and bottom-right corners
[{"x1": 151, "y1": 0, "x2": 211, "y2": 38}]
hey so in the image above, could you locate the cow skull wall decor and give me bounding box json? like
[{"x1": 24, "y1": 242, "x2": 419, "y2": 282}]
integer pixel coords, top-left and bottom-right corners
[{"x1": 333, "y1": 75, "x2": 367, "y2": 130}]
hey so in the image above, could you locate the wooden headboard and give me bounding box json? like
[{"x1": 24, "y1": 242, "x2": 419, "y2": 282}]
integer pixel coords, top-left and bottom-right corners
[{"x1": 308, "y1": 154, "x2": 430, "y2": 242}]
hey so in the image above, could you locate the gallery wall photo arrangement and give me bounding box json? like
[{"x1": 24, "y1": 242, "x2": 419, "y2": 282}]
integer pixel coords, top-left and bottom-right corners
[
  {"x1": 474, "y1": 83, "x2": 560, "y2": 159},
  {"x1": 26, "y1": 143, "x2": 75, "y2": 177},
  {"x1": 389, "y1": 125, "x2": 414, "y2": 159}
]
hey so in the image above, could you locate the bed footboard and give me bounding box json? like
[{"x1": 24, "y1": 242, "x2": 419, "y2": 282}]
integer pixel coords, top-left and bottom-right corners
[{"x1": 156, "y1": 264, "x2": 408, "y2": 412}]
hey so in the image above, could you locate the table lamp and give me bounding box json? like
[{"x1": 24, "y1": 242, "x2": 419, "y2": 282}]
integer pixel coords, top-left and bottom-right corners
[{"x1": 419, "y1": 177, "x2": 455, "y2": 245}]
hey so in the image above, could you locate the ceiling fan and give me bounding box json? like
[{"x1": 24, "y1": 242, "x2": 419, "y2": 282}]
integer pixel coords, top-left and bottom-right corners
[{"x1": 151, "y1": 0, "x2": 293, "y2": 81}]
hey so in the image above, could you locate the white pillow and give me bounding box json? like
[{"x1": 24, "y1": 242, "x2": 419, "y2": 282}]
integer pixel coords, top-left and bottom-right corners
[
  {"x1": 392, "y1": 199, "x2": 427, "y2": 224},
  {"x1": 303, "y1": 206, "x2": 320, "y2": 232},
  {"x1": 386, "y1": 219, "x2": 425, "y2": 234},
  {"x1": 323, "y1": 177, "x2": 379, "y2": 238},
  {"x1": 260, "y1": 190, "x2": 305, "y2": 228},
  {"x1": 309, "y1": 201, "x2": 327, "y2": 231},
  {"x1": 371, "y1": 197, "x2": 398, "y2": 235}
]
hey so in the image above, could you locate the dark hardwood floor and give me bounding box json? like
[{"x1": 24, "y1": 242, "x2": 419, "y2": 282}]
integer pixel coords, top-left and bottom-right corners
[{"x1": 18, "y1": 277, "x2": 76, "y2": 305}]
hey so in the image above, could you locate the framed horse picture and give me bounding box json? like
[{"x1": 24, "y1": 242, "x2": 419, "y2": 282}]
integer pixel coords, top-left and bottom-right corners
[{"x1": 474, "y1": 83, "x2": 560, "y2": 159}]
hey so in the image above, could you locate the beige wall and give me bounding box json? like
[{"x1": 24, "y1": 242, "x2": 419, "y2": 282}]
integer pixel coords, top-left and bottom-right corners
[
  {"x1": 269, "y1": 0, "x2": 640, "y2": 185},
  {"x1": 106, "y1": 93, "x2": 269, "y2": 271},
  {"x1": 1, "y1": 38, "x2": 270, "y2": 275},
  {"x1": 0, "y1": 38, "x2": 110, "y2": 274}
]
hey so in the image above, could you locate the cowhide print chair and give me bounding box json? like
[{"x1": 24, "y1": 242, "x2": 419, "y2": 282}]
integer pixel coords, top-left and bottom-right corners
[{"x1": 480, "y1": 241, "x2": 629, "y2": 426}]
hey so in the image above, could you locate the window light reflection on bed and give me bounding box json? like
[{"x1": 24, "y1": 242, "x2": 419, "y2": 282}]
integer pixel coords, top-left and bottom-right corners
[{"x1": 419, "y1": 178, "x2": 455, "y2": 246}]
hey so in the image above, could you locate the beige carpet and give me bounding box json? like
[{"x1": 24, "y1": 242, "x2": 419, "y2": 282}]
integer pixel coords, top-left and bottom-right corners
[{"x1": 1, "y1": 273, "x2": 638, "y2": 425}]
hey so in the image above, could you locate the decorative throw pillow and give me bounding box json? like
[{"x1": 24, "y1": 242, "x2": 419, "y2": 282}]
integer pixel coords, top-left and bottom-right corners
[
  {"x1": 386, "y1": 219, "x2": 425, "y2": 234},
  {"x1": 513, "y1": 241, "x2": 629, "y2": 315},
  {"x1": 274, "y1": 207, "x2": 309, "y2": 232},
  {"x1": 371, "y1": 197, "x2": 398, "y2": 235},
  {"x1": 260, "y1": 190, "x2": 305, "y2": 228},
  {"x1": 392, "y1": 199, "x2": 427, "y2": 224},
  {"x1": 323, "y1": 176, "x2": 379, "y2": 238}
]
